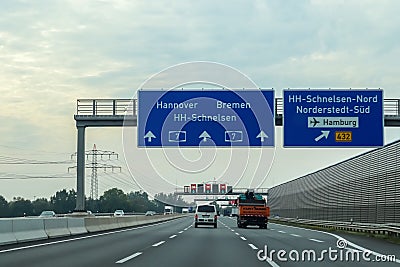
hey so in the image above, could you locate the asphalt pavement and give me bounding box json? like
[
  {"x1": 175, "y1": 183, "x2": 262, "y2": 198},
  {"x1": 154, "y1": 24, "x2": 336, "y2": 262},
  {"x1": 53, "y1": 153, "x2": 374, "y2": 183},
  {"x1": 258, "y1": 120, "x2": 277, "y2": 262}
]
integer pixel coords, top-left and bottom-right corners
[{"x1": 0, "y1": 216, "x2": 399, "y2": 267}]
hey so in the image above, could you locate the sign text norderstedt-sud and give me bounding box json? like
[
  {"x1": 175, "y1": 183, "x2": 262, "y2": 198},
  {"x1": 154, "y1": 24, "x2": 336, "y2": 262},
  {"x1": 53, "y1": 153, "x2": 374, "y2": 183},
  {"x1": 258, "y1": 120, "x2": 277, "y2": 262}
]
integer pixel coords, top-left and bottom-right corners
[{"x1": 283, "y1": 89, "x2": 383, "y2": 147}]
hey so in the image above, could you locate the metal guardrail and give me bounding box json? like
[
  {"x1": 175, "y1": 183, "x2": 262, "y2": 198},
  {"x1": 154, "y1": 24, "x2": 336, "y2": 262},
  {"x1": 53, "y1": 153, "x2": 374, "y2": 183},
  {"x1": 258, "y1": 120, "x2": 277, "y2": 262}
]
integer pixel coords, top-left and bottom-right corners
[
  {"x1": 271, "y1": 217, "x2": 400, "y2": 237},
  {"x1": 76, "y1": 99, "x2": 136, "y2": 116},
  {"x1": 76, "y1": 98, "x2": 400, "y2": 117}
]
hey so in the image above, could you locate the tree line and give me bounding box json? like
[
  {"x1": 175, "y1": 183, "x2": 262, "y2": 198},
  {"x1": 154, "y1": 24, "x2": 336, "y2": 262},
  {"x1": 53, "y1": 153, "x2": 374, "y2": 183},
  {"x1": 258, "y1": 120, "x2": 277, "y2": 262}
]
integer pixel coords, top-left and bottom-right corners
[{"x1": 0, "y1": 188, "x2": 193, "y2": 218}]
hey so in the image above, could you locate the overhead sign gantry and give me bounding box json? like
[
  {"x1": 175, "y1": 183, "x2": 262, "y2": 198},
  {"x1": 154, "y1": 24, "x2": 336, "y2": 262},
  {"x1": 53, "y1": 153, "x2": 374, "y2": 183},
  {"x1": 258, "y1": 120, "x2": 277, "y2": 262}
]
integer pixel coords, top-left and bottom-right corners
[{"x1": 283, "y1": 89, "x2": 384, "y2": 147}]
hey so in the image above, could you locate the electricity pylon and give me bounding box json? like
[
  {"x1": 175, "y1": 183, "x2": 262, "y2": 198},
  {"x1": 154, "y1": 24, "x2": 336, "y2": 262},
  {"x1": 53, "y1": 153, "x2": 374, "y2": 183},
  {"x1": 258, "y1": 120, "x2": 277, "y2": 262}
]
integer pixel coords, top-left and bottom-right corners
[{"x1": 69, "y1": 144, "x2": 121, "y2": 199}]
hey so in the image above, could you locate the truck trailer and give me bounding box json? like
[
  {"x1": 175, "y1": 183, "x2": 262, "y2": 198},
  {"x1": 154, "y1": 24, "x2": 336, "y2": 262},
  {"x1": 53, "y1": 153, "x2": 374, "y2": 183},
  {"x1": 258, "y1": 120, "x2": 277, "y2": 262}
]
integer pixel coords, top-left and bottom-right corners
[{"x1": 236, "y1": 190, "x2": 270, "y2": 229}]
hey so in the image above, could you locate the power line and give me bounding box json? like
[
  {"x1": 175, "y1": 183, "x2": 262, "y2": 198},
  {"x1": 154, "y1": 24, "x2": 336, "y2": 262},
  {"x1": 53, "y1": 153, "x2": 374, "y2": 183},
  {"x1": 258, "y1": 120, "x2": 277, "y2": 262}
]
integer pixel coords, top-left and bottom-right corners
[
  {"x1": 69, "y1": 144, "x2": 121, "y2": 200},
  {"x1": 102, "y1": 172, "x2": 139, "y2": 191},
  {"x1": 0, "y1": 175, "x2": 74, "y2": 180},
  {"x1": 0, "y1": 144, "x2": 72, "y2": 155},
  {"x1": 0, "y1": 155, "x2": 73, "y2": 165}
]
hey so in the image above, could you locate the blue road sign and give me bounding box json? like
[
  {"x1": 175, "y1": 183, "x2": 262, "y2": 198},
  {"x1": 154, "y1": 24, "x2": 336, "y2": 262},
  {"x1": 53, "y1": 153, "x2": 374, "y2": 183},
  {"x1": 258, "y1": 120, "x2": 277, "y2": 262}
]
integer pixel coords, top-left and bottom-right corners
[
  {"x1": 283, "y1": 89, "x2": 384, "y2": 147},
  {"x1": 138, "y1": 90, "x2": 274, "y2": 147}
]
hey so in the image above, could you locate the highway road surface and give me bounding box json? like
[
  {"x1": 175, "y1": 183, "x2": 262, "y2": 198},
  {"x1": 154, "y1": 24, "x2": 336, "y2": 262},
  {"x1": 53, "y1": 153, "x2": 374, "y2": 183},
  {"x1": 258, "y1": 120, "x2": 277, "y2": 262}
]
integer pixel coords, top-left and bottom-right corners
[{"x1": 0, "y1": 216, "x2": 399, "y2": 267}]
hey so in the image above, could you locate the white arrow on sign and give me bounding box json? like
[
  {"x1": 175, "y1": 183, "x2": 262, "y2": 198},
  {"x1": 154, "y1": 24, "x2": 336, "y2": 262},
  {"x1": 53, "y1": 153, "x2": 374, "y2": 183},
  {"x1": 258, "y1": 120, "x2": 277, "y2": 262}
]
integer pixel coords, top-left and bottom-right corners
[
  {"x1": 314, "y1": 130, "x2": 330, "y2": 142},
  {"x1": 199, "y1": 131, "x2": 211, "y2": 142},
  {"x1": 144, "y1": 131, "x2": 156, "y2": 142},
  {"x1": 256, "y1": 130, "x2": 269, "y2": 142}
]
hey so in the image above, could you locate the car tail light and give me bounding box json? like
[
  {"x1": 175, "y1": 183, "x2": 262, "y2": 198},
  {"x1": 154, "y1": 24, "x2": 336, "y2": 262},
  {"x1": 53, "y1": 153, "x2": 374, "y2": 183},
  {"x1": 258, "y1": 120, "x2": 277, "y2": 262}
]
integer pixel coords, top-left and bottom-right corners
[
  {"x1": 214, "y1": 215, "x2": 217, "y2": 221},
  {"x1": 195, "y1": 214, "x2": 198, "y2": 221}
]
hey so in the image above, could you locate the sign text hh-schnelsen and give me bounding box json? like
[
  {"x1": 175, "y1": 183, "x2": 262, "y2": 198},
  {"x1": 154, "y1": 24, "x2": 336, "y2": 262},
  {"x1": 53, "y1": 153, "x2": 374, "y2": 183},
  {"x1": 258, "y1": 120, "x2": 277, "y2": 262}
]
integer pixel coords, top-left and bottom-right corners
[
  {"x1": 138, "y1": 90, "x2": 274, "y2": 147},
  {"x1": 283, "y1": 90, "x2": 383, "y2": 147}
]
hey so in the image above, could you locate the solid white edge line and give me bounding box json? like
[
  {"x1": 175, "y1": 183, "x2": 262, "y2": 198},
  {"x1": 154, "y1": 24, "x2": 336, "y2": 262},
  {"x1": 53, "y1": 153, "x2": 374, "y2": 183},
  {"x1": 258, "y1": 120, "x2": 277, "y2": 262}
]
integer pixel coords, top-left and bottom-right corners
[
  {"x1": 240, "y1": 236, "x2": 247, "y2": 241},
  {"x1": 248, "y1": 243, "x2": 258, "y2": 250},
  {"x1": 116, "y1": 252, "x2": 142, "y2": 264},
  {"x1": 345, "y1": 247, "x2": 362, "y2": 253},
  {"x1": 152, "y1": 241, "x2": 165, "y2": 247},
  {"x1": 266, "y1": 257, "x2": 280, "y2": 267},
  {"x1": 169, "y1": 235, "x2": 177, "y2": 239},
  {"x1": 270, "y1": 223, "x2": 400, "y2": 264},
  {"x1": 309, "y1": 238, "x2": 324, "y2": 243}
]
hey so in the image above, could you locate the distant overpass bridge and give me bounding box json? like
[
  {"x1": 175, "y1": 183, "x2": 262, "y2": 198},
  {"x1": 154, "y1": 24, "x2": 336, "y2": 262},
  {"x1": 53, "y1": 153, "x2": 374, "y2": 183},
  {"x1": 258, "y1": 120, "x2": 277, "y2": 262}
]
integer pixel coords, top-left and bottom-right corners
[
  {"x1": 173, "y1": 187, "x2": 269, "y2": 196},
  {"x1": 73, "y1": 97, "x2": 400, "y2": 211}
]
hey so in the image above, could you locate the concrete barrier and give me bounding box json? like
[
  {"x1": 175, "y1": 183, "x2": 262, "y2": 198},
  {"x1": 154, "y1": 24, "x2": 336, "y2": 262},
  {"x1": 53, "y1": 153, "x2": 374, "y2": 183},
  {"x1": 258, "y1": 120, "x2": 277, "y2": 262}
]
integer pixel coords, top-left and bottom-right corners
[
  {"x1": 67, "y1": 218, "x2": 87, "y2": 235},
  {"x1": 135, "y1": 215, "x2": 149, "y2": 225},
  {"x1": 0, "y1": 214, "x2": 185, "y2": 246},
  {"x1": 12, "y1": 218, "x2": 47, "y2": 243},
  {"x1": 145, "y1": 215, "x2": 158, "y2": 224},
  {"x1": 44, "y1": 218, "x2": 71, "y2": 238},
  {"x1": 84, "y1": 217, "x2": 121, "y2": 232},
  {"x1": 0, "y1": 219, "x2": 17, "y2": 245},
  {"x1": 117, "y1": 216, "x2": 138, "y2": 228}
]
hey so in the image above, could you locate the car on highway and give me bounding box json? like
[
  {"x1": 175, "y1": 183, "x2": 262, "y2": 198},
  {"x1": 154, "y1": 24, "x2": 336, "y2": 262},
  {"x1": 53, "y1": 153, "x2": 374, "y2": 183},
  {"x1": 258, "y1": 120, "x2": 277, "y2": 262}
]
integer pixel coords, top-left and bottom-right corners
[
  {"x1": 86, "y1": 210, "x2": 95, "y2": 217},
  {"x1": 113, "y1": 209, "x2": 124, "y2": 216},
  {"x1": 145, "y1": 211, "x2": 156, "y2": 216},
  {"x1": 194, "y1": 204, "x2": 217, "y2": 228},
  {"x1": 39, "y1": 210, "x2": 56, "y2": 218}
]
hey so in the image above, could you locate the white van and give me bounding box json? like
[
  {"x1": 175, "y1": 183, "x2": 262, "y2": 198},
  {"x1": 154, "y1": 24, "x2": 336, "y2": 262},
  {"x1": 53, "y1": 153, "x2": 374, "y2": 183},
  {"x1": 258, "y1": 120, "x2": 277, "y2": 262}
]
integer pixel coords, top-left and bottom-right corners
[
  {"x1": 194, "y1": 204, "x2": 217, "y2": 228},
  {"x1": 164, "y1": 206, "x2": 173, "y2": 215},
  {"x1": 182, "y1": 208, "x2": 189, "y2": 214}
]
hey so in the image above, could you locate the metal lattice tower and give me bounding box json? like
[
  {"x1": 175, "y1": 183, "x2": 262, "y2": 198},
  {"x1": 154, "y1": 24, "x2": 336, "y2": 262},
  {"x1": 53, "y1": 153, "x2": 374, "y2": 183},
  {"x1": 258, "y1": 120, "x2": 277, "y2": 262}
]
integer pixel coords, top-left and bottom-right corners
[
  {"x1": 69, "y1": 144, "x2": 121, "y2": 200},
  {"x1": 90, "y1": 144, "x2": 98, "y2": 199}
]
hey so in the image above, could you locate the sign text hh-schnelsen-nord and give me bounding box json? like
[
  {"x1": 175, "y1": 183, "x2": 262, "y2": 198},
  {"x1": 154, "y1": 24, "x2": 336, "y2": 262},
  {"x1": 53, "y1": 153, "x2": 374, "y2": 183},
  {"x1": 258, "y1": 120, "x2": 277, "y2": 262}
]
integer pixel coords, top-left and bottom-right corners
[
  {"x1": 283, "y1": 89, "x2": 383, "y2": 147},
  {"x1": 138, "y1": 90, "x2": 274, "y2": 147}
]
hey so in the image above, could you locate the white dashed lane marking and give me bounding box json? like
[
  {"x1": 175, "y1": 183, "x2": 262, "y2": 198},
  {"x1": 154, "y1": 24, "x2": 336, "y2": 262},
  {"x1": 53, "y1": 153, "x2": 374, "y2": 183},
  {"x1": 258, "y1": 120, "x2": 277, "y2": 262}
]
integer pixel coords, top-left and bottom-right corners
[
  {"x1": 248, "y1": 244, "x2": 258, "y2": 250},
  {"x1": 116, "y1": 252, "x2": 142, "y2": 264},
  {"x1": 152, "y1": 241, "x2": 165, "y2": 247}
]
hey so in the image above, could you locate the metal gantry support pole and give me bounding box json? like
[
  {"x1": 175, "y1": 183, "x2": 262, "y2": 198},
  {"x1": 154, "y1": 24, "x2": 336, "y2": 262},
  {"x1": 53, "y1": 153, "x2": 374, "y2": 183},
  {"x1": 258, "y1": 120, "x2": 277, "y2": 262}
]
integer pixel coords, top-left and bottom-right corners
[{"x1": 76, "y1": 126, "x2": 86, "y2": 211}]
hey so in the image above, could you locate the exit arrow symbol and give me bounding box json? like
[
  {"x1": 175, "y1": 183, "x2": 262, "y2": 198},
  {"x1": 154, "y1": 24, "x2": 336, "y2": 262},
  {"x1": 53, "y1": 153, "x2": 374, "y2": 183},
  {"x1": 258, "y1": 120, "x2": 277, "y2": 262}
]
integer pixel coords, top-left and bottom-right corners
[
  {"x1": 315, "y1": 130, "x2": 330, "y2": 142},
  {"x1": 199, "y1": 131, "x2": 211, "y2": 142},
  {"x1": 144, "y1": 131, "x2": 156, "y2": 142},
  {"x1": 256, "y1": 130, "x2": 269, "y2": 142}
]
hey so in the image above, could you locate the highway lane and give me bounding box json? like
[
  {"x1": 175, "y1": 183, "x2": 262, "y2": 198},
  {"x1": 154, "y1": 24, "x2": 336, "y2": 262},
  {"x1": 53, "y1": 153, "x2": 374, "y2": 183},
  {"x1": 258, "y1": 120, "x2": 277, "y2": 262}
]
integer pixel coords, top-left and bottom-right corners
[
  {"x1": 0, "y1": 216, "x2": 193, "y2": 267},
  {"x1": 0, "y1": 216, "x2": 266, "y2": 267},
  {"x1": 1, "y1": 215, "x2": 399, "y2": 267},
  {"x1": 125, "y1": 216, "x2": 264, "y2": 267},
  {"x1": 221, "y1": 216, "x2": 400, "y2": 266}
]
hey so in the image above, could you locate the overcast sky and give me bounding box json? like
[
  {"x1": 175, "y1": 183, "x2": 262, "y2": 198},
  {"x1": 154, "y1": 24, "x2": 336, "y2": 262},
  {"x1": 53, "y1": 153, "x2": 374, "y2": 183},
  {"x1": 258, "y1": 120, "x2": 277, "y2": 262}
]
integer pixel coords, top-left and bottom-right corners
[{"x1": 1, "y1": 0, "x2": 400, "y2": 201}]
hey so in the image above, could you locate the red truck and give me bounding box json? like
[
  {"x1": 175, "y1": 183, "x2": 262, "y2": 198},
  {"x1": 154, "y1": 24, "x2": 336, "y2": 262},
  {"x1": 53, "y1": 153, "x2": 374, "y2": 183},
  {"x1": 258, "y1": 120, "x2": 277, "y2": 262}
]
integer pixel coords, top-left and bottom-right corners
[{"x1": 236, "y1": 190, "x2": 270, "y2": 229}]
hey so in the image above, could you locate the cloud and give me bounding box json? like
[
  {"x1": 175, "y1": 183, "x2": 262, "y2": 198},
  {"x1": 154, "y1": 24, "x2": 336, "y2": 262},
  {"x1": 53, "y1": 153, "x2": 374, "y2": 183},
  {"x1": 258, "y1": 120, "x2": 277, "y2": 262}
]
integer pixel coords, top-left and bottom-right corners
[{"x1": 1, "y1": 0, "x2": 400, "y2": 199}]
